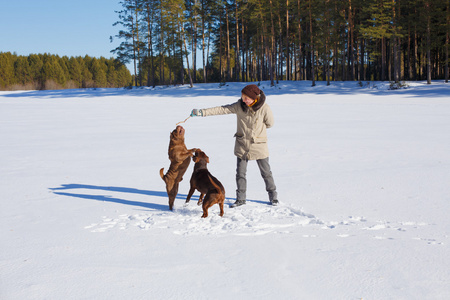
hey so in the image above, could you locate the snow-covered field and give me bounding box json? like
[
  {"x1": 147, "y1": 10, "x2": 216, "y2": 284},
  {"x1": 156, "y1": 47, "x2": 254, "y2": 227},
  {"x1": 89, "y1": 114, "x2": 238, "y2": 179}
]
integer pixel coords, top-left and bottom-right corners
[{"x1": 1, "y1": 81, "x2": 449, "y2": 299}]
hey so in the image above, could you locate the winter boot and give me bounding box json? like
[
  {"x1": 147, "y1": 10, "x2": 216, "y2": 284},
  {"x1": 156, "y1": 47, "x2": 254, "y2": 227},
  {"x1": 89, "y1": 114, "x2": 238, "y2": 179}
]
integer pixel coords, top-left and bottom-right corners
[{"x1": 230, "y1": 200, "x2": 246, "y2": 208}]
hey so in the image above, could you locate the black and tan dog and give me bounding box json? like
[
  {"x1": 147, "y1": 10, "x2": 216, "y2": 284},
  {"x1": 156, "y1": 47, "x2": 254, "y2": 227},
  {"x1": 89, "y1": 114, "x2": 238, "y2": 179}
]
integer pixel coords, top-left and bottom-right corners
[
  {"x1": 185, "y1": 149, "x2": 225, "y2": 218},
  {"x1": 160, "y1": 126, "x2": 197, "y2": 210}
]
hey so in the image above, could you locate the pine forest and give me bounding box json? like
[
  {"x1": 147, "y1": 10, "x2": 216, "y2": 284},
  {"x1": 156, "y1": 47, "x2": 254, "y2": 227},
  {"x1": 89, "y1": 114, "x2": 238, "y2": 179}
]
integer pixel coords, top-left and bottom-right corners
[
  {"x1": 1, "y1": 0, "x2": 449, "y2": 90},
  {"x1": 113, "y1": 0, "x2": 450, "y2": 87},
  {"x1": 0, "y1": 53, "x2": 132, "y2": 91}
]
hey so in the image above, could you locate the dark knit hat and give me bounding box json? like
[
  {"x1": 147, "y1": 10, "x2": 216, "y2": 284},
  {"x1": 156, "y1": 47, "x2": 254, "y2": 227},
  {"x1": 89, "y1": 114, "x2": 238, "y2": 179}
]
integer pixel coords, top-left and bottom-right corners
[{"x1": 241, "y1": 84, "x2": 261, "y2": 100}]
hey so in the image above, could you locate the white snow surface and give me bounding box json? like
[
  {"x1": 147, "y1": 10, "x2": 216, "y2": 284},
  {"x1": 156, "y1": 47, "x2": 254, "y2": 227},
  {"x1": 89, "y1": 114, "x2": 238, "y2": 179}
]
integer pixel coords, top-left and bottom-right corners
[{"x1": 1, "y1": 81, "x2": 449, "y2": 299}]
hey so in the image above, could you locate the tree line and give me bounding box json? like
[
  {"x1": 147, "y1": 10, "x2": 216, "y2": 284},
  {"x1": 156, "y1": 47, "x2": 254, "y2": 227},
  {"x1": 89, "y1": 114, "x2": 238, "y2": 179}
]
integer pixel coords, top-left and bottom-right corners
[
  {"x1": 0, "y1": 52, "x2": 132, "y2": 91},
  {"x1": 113, "y1": 0, "x2": 449, "y2": 87}
]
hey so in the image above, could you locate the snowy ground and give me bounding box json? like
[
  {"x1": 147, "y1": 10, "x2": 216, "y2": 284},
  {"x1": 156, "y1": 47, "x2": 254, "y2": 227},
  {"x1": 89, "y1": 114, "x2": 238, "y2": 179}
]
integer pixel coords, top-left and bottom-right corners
[{"x1": 1, "y1": 81, "x2": 449, "y2": 299}]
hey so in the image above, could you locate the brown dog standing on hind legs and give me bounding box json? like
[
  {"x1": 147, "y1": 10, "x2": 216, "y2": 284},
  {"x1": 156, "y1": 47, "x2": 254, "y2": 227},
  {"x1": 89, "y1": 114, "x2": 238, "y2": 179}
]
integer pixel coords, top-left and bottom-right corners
[
  {"x1": 160, "y1": 126, "x2": 197, "y2": 210},
  {"x1": 185, "y1": 149, "x2": 225, "y2": 218}
]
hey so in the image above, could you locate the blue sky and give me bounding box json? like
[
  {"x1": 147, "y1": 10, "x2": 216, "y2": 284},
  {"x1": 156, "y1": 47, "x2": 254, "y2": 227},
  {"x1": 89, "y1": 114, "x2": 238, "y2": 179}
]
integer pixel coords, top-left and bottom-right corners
[{"x1": 1, "y1": 0, "x2": 122, "y2": 60}]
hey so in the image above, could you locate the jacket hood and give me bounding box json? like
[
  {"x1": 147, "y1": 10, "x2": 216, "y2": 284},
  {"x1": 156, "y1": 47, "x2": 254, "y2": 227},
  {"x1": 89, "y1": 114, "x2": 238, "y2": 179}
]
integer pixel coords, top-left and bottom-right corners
[{"x1": 239, "y1": 90, "x2": 266, "y2": 112}]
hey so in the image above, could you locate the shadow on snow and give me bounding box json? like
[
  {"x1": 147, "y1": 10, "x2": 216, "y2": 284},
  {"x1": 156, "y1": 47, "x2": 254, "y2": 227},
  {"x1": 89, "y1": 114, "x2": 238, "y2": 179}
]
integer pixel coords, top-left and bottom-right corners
[
  {"x1": 3, "y1": 80, "x2": 448, "y2": 99},
  {"x1": 49, "y1": 183, "x2": 265, "y2": 211}
]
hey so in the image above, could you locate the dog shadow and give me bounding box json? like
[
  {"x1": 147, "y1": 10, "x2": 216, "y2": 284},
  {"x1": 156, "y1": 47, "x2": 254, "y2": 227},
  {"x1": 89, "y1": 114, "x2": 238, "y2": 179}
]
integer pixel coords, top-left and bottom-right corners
[{"x1": 49, "y1": 184, "x2": 261, "y2": 211}]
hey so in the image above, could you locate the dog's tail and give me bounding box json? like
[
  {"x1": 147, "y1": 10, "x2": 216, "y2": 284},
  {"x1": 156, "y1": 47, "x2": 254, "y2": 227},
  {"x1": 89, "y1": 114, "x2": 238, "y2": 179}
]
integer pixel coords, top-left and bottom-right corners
[
  {"x1": 208, "y1": 174, "x2": 224, "y2": 196},
  {"x1": 160, "y1": 168, "x2": 166, "y2": 182}
]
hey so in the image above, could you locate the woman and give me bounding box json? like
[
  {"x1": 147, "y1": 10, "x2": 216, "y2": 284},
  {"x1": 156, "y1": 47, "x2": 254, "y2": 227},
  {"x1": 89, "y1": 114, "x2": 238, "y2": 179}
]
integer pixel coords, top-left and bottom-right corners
[{"x1": 190, "y1": 84, "x2": 278, "y2": 207}]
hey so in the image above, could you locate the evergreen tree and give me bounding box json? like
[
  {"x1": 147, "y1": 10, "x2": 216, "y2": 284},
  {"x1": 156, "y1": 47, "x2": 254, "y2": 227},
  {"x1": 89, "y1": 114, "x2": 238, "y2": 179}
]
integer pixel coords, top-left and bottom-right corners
[
  {"x1": 69, "y1": 57, "x2": 83, "y2": 87},
  {"x1": 41, "y1": 55, "x2": 66, "y2": 88},
  {"x1": 90, "y1": 58, "x2": 107, "y2": 87},
  {"x1": 0, "y1": 52, "x2": 15, "y2": 89},
  {"x1": 28, "y1": 54, "x2": 44, "y2": 86},
  {"x1": 142, "y1": 0, "x2": 159, "y2": 87},
  {"x1": 359, "y1": 0, "x2": 395, "y2": 81},
  {"x1": 113, "y1": 0, "x2": 144, "y2": 86},
  {"x1": 14, "y1": 55, "x2": 31, "y2": 85}
]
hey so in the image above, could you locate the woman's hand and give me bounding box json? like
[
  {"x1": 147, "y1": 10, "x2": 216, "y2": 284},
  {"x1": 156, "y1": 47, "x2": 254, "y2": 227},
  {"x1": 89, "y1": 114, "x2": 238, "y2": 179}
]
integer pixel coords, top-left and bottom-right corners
[{"x1": 190, "y1": 109, "x2": 203, "y2": 117}]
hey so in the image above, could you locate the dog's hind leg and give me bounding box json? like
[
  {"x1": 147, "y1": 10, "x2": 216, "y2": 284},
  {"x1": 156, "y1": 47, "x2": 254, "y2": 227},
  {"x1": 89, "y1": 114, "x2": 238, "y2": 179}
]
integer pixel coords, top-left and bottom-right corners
[
  {"x1": 219, "y1": 201, "x2": 224, "y2": 217},
  {"x1": 201, "y1": 194, "x2": 214, "y2": 218},
  {"x1": 168, "y1": 183, "x2": 179, "y2": 211}
]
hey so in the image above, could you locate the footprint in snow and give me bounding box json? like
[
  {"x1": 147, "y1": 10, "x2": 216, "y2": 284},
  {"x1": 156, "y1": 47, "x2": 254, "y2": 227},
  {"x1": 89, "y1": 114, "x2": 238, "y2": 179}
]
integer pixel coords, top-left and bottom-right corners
[
  {"x1": 83, "y1": 204, "x2": 444, "y2": 244},
  {"x1": 85, "y1": 202, "x2": 322, "y2": 236}
]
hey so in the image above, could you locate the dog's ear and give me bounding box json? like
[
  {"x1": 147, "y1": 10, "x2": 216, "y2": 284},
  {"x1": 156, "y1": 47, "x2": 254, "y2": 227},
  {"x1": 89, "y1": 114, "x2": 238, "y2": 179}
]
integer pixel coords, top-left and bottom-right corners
[{"x1": 206, "y1": 155, "x2": 209, "y2": 163}]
